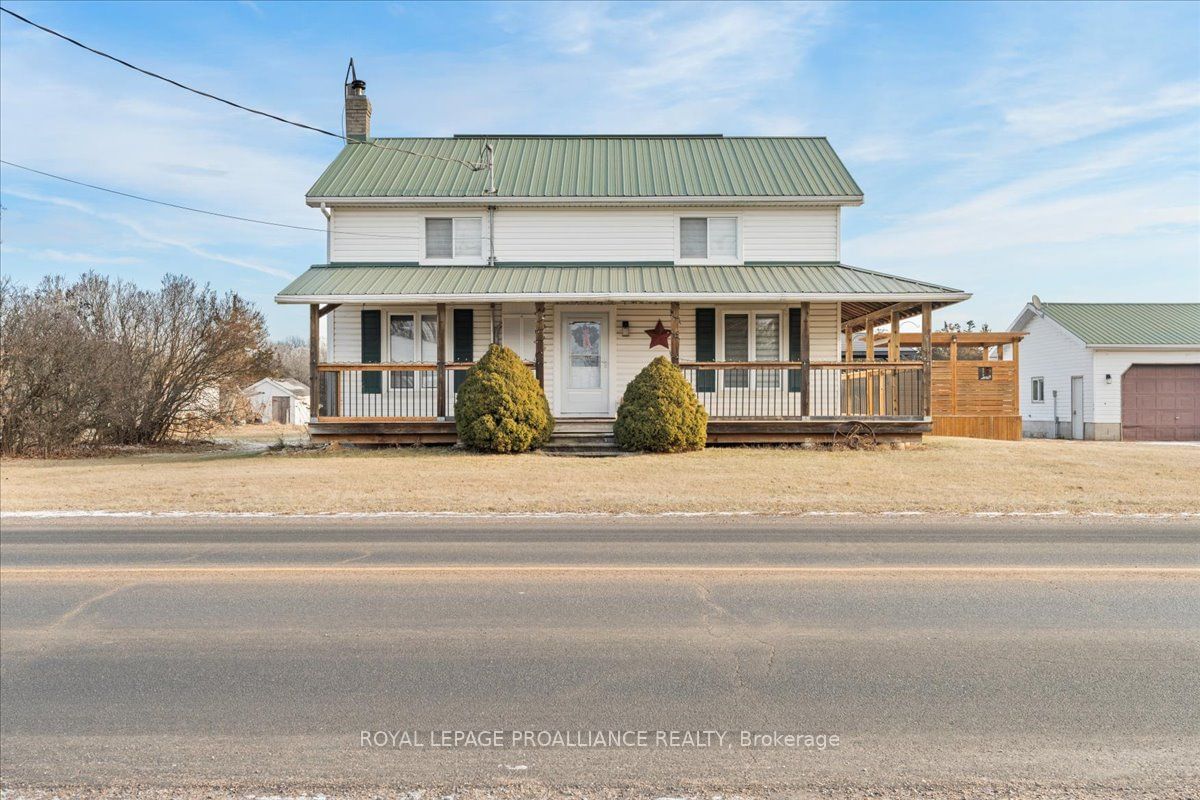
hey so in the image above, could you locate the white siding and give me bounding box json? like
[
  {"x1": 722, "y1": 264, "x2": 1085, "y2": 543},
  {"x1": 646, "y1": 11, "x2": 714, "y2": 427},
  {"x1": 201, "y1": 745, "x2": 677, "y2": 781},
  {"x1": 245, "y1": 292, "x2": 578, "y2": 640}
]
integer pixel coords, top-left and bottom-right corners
[
  {"x1": 328, "y1": 205, "x2": 840, "y2": 263},
  {"x1": 741, "y1": 207, "x2": 839, "y2": 262},
  {"x1": 1091, "y1": 349, "x2": 1200, "y2": 424},
  {"x1": 328, "y1": 304, "x2": 361, "y2": 362},
  {"x1": 1014, "y1": 312, "x2": 1092, "y2": 428},
  {"x1": 329, "y1": 207, "x2": 422, "y2": 263},
  {"x1": 494, "y1": 209, "x2": 673, "y2": 262}
]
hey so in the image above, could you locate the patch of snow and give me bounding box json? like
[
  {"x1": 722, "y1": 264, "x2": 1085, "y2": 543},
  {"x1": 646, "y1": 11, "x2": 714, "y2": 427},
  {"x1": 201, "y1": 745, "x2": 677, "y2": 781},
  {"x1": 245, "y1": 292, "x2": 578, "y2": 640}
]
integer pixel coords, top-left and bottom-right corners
[{"x1": 3, "y1": 509, "x2": 1196, "y2": 520}]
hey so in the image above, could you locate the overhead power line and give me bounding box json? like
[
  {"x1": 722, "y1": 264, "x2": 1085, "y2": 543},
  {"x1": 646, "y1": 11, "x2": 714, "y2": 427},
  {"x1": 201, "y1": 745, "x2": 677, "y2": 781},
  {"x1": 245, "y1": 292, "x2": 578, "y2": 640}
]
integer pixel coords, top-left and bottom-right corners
[
  {"x1": 0, "y1": 5, "x2": 485, "y2": 171},
  {"x1": 0, "y1": 159, "x2": 416, "y2": 239}
]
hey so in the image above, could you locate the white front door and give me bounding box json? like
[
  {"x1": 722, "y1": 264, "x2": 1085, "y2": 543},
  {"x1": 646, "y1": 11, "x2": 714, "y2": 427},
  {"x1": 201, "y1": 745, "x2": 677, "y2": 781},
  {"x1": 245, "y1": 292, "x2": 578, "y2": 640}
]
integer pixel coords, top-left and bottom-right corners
[{"x1": 561, "y1": 313, "x2": 609, "y2": 415}]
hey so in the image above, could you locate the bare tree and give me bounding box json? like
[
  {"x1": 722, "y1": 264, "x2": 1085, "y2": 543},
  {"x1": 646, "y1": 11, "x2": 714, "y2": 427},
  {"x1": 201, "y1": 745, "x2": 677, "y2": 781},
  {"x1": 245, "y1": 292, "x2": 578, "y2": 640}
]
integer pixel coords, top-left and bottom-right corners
[
  {"x1": 270, "y1": 336, "x2": 309, "y2": 383},
  {"x1": 0, "y1": 277, "x2": 108, "y2": 455},
  {"x1": 0, "y1": 273, "x2": 273, "y2": 454}
]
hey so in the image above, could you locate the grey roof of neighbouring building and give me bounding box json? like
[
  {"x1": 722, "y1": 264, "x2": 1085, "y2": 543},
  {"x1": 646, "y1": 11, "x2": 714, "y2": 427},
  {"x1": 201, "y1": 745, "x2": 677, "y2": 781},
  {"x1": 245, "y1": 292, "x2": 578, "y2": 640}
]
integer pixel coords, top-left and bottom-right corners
[
  {"x1": 307, "y1": 136, "x2": 863, "y2": 200},
  {"x1": 276, "y1": 262, "x2": 966, "y2": 303},
  {"x1": 1036, "y1": 302, "x2": 1200, "y2": 346}
]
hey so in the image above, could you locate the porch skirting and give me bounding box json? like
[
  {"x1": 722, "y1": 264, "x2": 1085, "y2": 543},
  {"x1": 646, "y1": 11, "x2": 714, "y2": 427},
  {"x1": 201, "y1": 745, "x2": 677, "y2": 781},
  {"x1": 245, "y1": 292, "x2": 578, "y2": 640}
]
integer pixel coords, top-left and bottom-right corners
[{"x1": 308, "y1": 418, "x2": 931, "y2": 446}]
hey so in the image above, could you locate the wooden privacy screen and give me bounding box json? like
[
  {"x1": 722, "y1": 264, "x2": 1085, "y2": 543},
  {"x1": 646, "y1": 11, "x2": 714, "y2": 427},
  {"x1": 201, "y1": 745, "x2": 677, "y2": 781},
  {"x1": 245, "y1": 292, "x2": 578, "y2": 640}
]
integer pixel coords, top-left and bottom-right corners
[{"x1": 884, "y1": 332, "x2": 1026, "y2": 441}]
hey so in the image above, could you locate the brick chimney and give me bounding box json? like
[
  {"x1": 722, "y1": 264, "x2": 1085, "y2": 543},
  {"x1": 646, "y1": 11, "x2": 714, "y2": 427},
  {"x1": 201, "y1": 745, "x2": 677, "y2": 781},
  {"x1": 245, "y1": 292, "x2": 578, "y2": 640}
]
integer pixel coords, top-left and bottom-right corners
[{"x1": 345, "y1": 75, "x2": 371, "y2": 141}]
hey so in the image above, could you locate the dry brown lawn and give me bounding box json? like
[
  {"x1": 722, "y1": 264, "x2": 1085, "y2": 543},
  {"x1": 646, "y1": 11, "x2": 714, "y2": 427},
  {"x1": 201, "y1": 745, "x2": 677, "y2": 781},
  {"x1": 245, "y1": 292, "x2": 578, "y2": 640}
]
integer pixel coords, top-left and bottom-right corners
[{"x1": 2, "y1": 437, "x2": 1197, "y2": 515}]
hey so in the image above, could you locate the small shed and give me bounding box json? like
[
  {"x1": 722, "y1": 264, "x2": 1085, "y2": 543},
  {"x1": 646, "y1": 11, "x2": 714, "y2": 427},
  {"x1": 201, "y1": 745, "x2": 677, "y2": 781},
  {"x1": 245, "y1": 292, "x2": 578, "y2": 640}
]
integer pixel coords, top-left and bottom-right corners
[
  {"x1": 241, "y1": 378, "x2": 311, "y2": 425},
  {"x1": 875, "y1": 331, "x2": 1027, "y2": 440}
]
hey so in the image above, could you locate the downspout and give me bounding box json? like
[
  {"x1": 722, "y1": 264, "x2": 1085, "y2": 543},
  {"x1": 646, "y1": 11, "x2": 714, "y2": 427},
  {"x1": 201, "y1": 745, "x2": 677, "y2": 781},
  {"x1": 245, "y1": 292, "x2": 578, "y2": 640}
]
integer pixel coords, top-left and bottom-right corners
[
  {"x1": 1052, "y1": 389, "x2": 1059, "y2": 439},
  {"x1": 319, "y1": 202, "x2": 332, "y2": 263},
  {"x1": 487, "y1": 205, "x2": 497, "y2": 266},
  {"x1": 483, "y1": 142, "x2": 497, "y2": 267}
]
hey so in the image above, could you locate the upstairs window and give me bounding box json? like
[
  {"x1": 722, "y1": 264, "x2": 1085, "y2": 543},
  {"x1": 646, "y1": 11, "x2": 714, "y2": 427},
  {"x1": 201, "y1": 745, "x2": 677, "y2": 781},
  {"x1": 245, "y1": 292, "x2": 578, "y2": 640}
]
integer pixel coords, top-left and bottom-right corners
[
  {"x1": 425, "y1": 217, "x2": 482, "y2": 259},
  {"x1": 680, "y1": 217, "x2": 738, "y2": 260},
  {"x1": 1031, "y1": 376, "x2": 1045, "y2": 402}
]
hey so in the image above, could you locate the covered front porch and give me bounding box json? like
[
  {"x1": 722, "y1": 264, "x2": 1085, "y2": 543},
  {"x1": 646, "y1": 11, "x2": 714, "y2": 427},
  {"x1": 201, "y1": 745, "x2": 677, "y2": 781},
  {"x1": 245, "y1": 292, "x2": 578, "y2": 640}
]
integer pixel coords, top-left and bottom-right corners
[{"x1": 302, "y1": 298, "x2": 945, "y2": 446}]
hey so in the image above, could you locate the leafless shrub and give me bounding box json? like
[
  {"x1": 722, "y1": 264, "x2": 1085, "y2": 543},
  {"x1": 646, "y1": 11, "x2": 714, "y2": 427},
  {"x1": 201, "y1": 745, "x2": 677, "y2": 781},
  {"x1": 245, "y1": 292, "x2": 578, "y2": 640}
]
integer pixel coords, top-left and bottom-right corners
[{"x1": 0, "y1": 273, "x2": 273, "y2": 455}]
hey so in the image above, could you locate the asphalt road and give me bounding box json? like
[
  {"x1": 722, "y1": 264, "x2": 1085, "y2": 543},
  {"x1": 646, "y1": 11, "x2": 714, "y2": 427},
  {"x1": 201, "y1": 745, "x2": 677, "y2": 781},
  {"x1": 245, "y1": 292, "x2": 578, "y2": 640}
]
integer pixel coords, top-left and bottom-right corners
[{"x1": 1, "y1": 517, "x2": 1198, "y2": 798}]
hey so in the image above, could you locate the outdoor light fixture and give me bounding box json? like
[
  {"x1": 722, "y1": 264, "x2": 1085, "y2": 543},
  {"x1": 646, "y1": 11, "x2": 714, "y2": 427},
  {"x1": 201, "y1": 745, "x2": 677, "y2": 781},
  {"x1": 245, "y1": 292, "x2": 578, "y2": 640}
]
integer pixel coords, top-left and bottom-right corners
[
  {"x1": 621, "y1": 320, "x2": 630, "y2": 337},
  {"x1": 1105, "y1": 374, "x2": 1113, "y2": 384}
]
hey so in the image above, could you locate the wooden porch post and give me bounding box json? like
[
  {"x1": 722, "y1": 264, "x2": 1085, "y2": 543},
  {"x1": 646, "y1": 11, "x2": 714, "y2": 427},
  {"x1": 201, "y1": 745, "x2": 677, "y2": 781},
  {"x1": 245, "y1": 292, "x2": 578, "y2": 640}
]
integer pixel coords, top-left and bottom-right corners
[
  {"x1": 921, "y1": 302, "x2": 933, "y2": 418},
  {"x1": 888, "y1": 311, "x2": 900, "y2": 361},
  {"x1": 949, "y1": 333, "x2": 959, "y2": 415},
  {"x1": 534, "y1": 301, "x2": 546, "y2": 388},
  {"x1": 1010, "y1": 338, "x2": 1020, "y2": 416},
  {"x1": 799, "y1": 302, "x2": 810, "y2": 417},
  {"x1": 490, "y1": 302, "x2": 502, "y2": 345},
  {"x1": 864, "y1": 316, "x2": 877, "y2": 415},
  {"x1": 669, "y1": 301, "x2": 680, "y2": 365},
  {"x1": 436, "y1": 303, "x2": 447, "y2": 419},
  {"x1": 889, "y1": 309, "x2": 900, "y2": 415},
  {"x1": 843, "y1": 326, "x2": 853, "y2": 363},
  {"x1": 308, "y1": 304, "x2": 320, "y2": 421}
]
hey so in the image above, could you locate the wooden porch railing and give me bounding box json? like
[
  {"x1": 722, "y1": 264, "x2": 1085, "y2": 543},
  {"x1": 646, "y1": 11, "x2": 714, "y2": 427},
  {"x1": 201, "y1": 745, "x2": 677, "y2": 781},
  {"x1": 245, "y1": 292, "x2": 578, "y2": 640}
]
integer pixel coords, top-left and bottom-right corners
[
  {"x1": 316, "y1": 361, "x2": 927, "y2": 421},
  {"x1": 316, "y1": 363, "x2": 475, "y2": 420},
  {"x1": 679, "y1": 361, "x2": 926, "y2": 419}
]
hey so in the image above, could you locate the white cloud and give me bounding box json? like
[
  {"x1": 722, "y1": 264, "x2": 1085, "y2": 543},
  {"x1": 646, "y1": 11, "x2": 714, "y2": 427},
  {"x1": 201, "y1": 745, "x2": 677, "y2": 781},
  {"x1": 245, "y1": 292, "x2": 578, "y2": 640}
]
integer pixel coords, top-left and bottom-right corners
[
  {"x1": 0, "y1": 245, "x2": 142, "y2": 265},
  {"x1": 5, "y1": 188, "x2": 294, "y2": 279},
  {"x1": 374, "y1": 2, "x2": 836, "y2": 136},
  {"x1": 1003, "y1": 82, "x2": 1200, "y2": 146},
  {"x1": 846, "y1": 123, "x2": 1200, "y2": 263}
]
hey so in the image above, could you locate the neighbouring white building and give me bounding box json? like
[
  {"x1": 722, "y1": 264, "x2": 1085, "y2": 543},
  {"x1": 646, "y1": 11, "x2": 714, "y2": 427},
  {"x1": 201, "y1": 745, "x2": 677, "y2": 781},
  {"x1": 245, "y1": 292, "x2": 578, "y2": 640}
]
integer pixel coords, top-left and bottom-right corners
[
  {"x1": 241, "y1": 378, "x2": 311, "y2": 425},
  {"x1": 1008, "y1": 297, "x2": 1199, "y2": 441}
]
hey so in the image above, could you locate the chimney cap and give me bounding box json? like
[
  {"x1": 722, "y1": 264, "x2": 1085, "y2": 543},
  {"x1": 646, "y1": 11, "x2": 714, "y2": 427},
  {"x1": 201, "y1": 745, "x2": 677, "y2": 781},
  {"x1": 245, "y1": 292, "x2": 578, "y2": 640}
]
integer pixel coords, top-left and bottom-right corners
[{"x1": 344, "y1": 58, "x2": 366, "y2": 96}]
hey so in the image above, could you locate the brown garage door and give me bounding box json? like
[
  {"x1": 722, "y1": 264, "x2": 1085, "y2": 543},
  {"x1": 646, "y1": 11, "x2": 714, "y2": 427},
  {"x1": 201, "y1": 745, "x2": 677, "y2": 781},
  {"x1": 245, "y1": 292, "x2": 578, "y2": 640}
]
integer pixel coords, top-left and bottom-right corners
[{"x1": 1121, "y1": 364, "x2": 1200, "y2": 441}]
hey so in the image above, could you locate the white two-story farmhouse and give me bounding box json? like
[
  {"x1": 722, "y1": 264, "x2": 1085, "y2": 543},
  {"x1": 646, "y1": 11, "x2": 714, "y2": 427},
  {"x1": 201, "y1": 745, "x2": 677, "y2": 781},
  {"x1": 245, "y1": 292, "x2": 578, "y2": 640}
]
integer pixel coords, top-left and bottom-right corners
[{"x1": 277, "y1": 77, "x2": 970, "y2": 444}]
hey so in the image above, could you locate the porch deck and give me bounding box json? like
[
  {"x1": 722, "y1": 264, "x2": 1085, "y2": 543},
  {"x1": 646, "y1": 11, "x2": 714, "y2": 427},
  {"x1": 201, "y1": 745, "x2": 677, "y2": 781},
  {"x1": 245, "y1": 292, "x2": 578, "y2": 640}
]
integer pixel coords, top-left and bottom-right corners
[{"x1": 309, "y1": 361, "x2": 931, "y2": 445}]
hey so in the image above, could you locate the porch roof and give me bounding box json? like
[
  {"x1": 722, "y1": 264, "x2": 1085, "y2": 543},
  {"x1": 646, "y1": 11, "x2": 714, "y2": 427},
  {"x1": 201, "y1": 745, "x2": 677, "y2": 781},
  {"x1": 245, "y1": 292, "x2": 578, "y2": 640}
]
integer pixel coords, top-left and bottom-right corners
[{"x1": 276, "y1": 262, "x2": 968, "y2": 317}]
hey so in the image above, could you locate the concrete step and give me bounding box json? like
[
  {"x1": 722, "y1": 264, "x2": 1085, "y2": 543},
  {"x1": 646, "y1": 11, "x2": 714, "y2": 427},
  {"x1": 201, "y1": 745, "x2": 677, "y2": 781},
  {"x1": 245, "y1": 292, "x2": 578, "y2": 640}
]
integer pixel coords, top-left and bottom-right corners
[
  {"x1": 553, "y1": 421, "x2": 616, "y2": 434},
  {"x1": 547, "y1": 418, "x2": 619, "y2": 455}
]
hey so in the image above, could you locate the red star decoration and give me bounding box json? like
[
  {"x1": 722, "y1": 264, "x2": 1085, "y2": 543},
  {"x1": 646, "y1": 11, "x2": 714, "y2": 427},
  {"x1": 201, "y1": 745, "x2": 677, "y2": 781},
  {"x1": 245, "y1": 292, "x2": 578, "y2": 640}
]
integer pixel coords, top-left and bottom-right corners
[{"x1": 645, "y1": 319, "x2": 672, "y2": 349}]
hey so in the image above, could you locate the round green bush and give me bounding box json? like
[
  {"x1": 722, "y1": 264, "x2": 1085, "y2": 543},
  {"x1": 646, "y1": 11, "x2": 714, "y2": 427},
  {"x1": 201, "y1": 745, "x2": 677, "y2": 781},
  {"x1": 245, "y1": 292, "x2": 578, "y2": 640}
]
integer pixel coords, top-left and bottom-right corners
[
  {"x1": 455, "y1": 343, "x2": 553, "y2": 453},
  {"x1": 614, "y1": 356, "x2": 708, "y2": 453}
]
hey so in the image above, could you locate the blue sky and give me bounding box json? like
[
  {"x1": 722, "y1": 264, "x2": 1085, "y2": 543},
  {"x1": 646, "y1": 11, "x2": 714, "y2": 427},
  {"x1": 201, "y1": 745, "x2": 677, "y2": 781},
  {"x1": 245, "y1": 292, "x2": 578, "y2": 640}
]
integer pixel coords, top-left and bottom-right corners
[{"x1": 1, "y1": 0, "x2": 1197, "y2": 339}]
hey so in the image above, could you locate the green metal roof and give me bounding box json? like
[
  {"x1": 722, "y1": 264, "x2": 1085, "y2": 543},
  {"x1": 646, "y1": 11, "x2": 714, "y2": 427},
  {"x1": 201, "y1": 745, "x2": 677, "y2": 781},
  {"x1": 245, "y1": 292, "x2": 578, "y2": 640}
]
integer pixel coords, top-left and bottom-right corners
[
  {"x1": 307, "y1": 136, "x2": 863, "y2": 200},
  {"x1": 276, "y1": 262, "x2": 965, "y2": 302},
  {"x1": 1040, "y1": 302, "x2": 1200, "y2": 346}
]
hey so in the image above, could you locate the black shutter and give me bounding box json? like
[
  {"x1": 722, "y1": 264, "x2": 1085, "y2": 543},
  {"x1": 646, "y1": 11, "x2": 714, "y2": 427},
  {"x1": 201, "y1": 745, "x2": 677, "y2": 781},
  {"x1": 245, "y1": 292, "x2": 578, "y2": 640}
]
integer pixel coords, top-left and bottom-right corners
[
  {"x1": 452, "y1": 308, "x2": 474, "y2": 391},
  {"x1": 361, "y1": 310, "x2": 382, "y2": 395},
  {"x1": 788, "y1": 307, "x2": 803, "y2": 392},
  {"x1": 695, "y1": 308, "x2": 716, "y2": 393}
]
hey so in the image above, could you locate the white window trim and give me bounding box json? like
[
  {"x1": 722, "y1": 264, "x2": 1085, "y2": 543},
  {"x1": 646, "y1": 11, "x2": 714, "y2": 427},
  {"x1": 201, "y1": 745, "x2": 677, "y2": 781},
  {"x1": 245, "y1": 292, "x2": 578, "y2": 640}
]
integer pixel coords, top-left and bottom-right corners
[
  {"x1": 1031, "y1": 376, "x2": 1045, "y2": 403},
  {"x1": 385, "y1": 308, "x2": 438, "y2": 390},
  {"x1": 675, "y1": 214, "x2": 743, "y2": 265},
  {"x1": 421, "y1": 215, "x2": 486, "y2": 264},
  {"x1": 717, "y1": 309, "x2": 784, "y2": 390}
]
